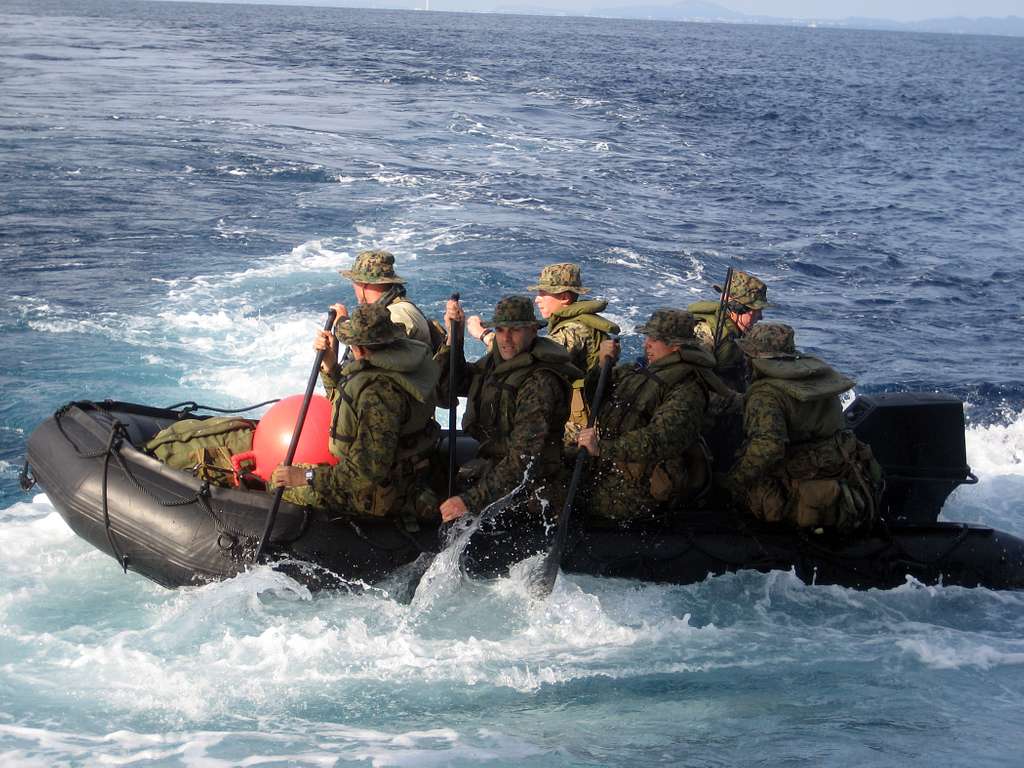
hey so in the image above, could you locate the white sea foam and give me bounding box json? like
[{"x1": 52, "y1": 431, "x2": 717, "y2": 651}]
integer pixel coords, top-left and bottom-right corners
[
  {"x1": 897, "y1": 636, "x2": 1024, "y2": 670},
  {"x1": 964, "y1": 407, "x2": 1024, "y2": 477},
  {"x1": 0, "y1": 722, "x2": 546, "y2": 767}
]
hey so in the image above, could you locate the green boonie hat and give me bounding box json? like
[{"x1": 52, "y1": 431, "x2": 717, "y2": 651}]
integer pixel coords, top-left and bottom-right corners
[
  {"x1": 481, "y1": 295, "x2": 545, "y2": 330},
  {"x1": 736, "y1": 323, "x2": 798, "y2": 359},
  {"x1": 527, "y1": 263, "x2": 590, "y2": 295},
  {"x1": 636, "y1": 309, "x2": 700, "y2": 346},
  {"x1": 335, "y1": 303, "x2": 402, "y2": 347},
  {"x1": 712, "y1": 270, "x2": 773, "y2": 310},
  {"x1": 340, "y1": 249, "x2": 406, "y2": 285}
]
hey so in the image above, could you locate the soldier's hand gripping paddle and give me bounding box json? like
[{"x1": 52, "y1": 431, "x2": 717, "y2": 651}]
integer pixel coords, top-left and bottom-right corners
[
  {"x1": 531, "y1": 350, "x2": 616, "y2": 597},
  {"x1": 447, "y1": 292, "x2": 463, "y2": 498},
  {"x1": 254, "y1": 308, "x2": 337, "y2": 563}
]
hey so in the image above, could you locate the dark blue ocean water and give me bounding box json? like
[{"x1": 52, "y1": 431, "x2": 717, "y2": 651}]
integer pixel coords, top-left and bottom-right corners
[{"x1": 2, "y1": 1, "x2": 1024, "y2": 765}]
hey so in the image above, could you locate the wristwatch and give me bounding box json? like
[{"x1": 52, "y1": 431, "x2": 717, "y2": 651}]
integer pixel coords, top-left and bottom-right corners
[{"x1": 304, "y1": 468, "x2": 316, "y2": 487}]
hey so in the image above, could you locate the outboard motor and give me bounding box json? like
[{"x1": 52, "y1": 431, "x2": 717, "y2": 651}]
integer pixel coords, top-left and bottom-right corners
[{"x1": 845, "y1": 393, "x2": 977, "y2": 524}]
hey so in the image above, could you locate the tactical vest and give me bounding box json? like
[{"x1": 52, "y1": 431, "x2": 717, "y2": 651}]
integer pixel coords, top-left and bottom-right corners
[
  {"x1": 599, "y1": 349, "x2": 717, "y2": 504},
  {"x1": 327, "y1": 347, "x2": 439, "y2": 517},
  {"x1": 463, "y1": 337, "x2": 579, "y2": 479},
  {"x1": 548, "y1": 300, "x2": 621, "y2": 371},
  {"x1": 548, "y1": 300, "x2": 622, "y2": 435},
  {"x1": 745, "y1": 358, "x2": 880, "y2": 531}
]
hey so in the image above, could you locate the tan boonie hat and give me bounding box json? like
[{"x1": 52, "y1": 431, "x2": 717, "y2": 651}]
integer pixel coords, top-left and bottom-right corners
[
  {"x1": 527, "y1": 263, "x2": 591, "y2": 295},
  {"x1": 340, "y1": 249, "x2": 406, "y2": 285},
  {"x1": 712, "y1": 270, "x2": 772, "y2": 310},
  {"x1": 736, "y1": 323, "x2": 798, "y2": 359},
  {"x1": 335, "y1": 303, "x2": 402, "y2": 347},
  {"x1": 481, "y1": 295, "x2": 545, "y2": 330},
  {"x1": 636, "y1": 309, "x2": 700, "y2": 346}
]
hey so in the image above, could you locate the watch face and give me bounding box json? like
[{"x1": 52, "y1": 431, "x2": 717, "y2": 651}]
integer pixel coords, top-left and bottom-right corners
[{"x1": 304, "y1": 469, "x2": 315, "y2": 485}]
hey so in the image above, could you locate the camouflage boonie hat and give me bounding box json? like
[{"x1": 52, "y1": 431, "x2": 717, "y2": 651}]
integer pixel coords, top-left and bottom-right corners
[
  {"x1": 736, "y1": 323, "x2": 798, "y2": 359},
  {"x1": 481, "y1": 295, "x2": 545, "y2": 330},
  {"x1": 335, "y1": 303, "x2": 402, "y2": 347},
  {"x1": 527, "y1": 263, "x2": 590, "y2": 295},
  {"x1": 636, "y1": 309, "x2": 700, "y2": 346},
  {"x1": 340, "y1": 249, "x2": 406, "y2": 285},
  {"x1": 712, "y1": 270, "x2": 772, "y2": 310}
]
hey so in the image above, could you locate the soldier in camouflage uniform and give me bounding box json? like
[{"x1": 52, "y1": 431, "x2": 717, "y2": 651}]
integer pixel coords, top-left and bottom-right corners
[
  {"x1": 723, "y1": 323, "x2": 882, "y2": 532},
  {"x1": 688, "y1": 270, "x2": 772, "y2": 393},
  {"x1": 271, "y1": 303, "x2": 441, "y2": 521},
  {"x1": 333, "y1": 249, "x2": 440, "y2": 351},
  {"x1": 577, "y1": 309, "x2": 729, "y2": 521},
  {"x1": 468, "y1": 263, "x2": 619, "y2": 441},
  {"x1": 437, "y1": 295, "x2": 582, "y2": 523}
]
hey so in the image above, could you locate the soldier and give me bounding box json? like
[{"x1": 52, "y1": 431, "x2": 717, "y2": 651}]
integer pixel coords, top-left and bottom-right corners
[
  {"x1": 688, "y1": 270, "x2": 772, "y2": 392},
  {"x1": 271, "y1": 303, "x2": 441, "y2": 521},
  {"x1": 576, "y1": 309, "x2": 728, "y2": 521},
  {"x1": 723, "y1": 323, "x2": 882, "y2": 532},
  {"x1": 468, "y1": 263, "x2": 619, "y2": 440},
  {"x1": 437, "y1": 295, "x2": 582, "y2": 523},
  {"x1": 334, "y1": 249, "x2": 441, "y2": 351}
]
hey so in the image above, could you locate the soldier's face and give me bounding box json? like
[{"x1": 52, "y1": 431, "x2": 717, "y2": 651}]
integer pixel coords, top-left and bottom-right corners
[
  {"x1": 734, "y1": 308, "x2": 762, "y2": 333},
  {"x1": 495, "y1": 326, "x2": 537, "y2": 360},
  {"x1": 644, "y1": 336, "x2": 678, "y2": 364},
  {"x1": 352, "y1": 282, "x2": 386, "y2": 305},
  {"x1": 534, "y1": 290, "x2": 573, "y2": 319}
]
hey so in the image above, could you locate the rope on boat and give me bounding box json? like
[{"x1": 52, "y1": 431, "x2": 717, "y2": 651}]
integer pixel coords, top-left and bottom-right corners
[{"x1": 165, "y1": 399, "x2": 280, "y2": 416}]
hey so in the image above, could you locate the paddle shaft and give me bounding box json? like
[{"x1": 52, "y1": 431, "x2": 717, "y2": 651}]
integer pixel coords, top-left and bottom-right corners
[
  {"x1": 447, "y1": 292, "x2": 462, "y2": 498},
  {"x1": 255, "y1": 309, "x2": 337, "y2": 563},
  {"x1": 711, "y1": 266, "x2": 735, "y2": 356},
  {"x1": 535, "y1": 349, "x2": 616, "y2": 594}
]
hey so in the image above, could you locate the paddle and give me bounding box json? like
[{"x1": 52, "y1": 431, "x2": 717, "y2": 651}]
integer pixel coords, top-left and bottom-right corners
[
  {"x1": 254, "y1": 308, "x2": 337, "y2": 563},
  {"x1": 531, "y1": 348, "x2": 616, "y2": 597},
  {"x1": 446, "y1": 292, "x2": 462, "y2": 498}
]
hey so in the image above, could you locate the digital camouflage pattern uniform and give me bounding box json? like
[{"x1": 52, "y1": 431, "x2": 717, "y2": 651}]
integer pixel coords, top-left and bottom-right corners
[
  {"x1": 284, "y1": 304, "x2": 441, "y2": 521},
  {"x1": 528, "y1": 263, "x2": 620, "y2": 439},
  {"x1": 725, "y1": 323, "x2": 882, "y2": 532},
  {"x1": 437, "y1": 295, "x2": 582, "y2": 514},
  {"x1": 340, "y1": 249, "x2": 436, "y2": 350},
  {"x1": 688, "y1": 270, "x2": 772, "y2": 393},
  {"x1": 583, "y1": 309, "x2": 728, "y2": 521}
]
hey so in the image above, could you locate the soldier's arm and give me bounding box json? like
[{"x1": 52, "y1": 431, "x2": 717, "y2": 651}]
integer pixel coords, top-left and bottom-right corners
[
  {"x1": 726, "y1": 388, "x2": 789, "y2": 488},
  {"x1": 601, "y1": 378, "x2": 707, "y2": 464},
  {"x1": 462, "y1": 370, "x2": 563, "y2": 513},
  {"x1": 311, "y1": 381, "x2": 407, "y2": 496},
  {"x1": 319, "y1": 364, "x2": 342, "y2": 398}
]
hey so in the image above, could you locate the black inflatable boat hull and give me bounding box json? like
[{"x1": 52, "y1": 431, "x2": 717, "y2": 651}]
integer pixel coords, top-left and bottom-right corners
[{"x1": 24, "y1": 400, "x2": 1024, "y2": 591}]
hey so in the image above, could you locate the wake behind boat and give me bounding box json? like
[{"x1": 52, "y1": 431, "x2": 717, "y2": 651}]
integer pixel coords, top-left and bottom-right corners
[{"x1": 22, "y1": 393, "x2": 1024, "y2": 591}]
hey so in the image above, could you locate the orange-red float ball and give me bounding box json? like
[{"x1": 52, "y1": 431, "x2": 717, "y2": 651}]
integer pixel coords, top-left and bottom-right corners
[{"x1": 250, "y1": 394, "x2": 338, "y2": 480}]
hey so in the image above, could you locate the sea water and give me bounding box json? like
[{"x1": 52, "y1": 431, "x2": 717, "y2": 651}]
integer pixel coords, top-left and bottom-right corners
[{"x1": 1, "y1": 1, "x2": 1023, "y2": 764}]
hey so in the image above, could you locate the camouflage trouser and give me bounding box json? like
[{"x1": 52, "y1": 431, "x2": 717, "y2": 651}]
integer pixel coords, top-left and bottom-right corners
[{"x1": 281, "y1": 462, "x2": 439, "y2": 523}]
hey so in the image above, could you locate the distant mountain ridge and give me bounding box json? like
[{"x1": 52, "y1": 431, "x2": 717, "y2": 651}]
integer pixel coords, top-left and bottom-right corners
[{"x1": 174, "y1": 0, "x2": 1024, "y2": 38}]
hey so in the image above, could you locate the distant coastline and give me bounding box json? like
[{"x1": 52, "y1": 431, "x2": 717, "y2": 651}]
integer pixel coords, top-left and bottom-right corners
[{"x1": 171, "y1": 0, "x2": 1024, "y2": 39}]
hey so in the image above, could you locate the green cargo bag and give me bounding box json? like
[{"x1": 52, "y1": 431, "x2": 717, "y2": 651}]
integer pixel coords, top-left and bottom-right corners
[{"x1": 144, "y1": 417, "x2": 257, "y2": 488}]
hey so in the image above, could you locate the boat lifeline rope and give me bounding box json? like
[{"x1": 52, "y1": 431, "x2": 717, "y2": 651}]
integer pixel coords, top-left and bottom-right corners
[
  {"x1": 165, "y1": 399, "x2": 281, "y2": 417},
  {"x1": 52, "y1": 403, "x2": 291, "y2": 572},
  {"x1": 100, "y1": 422, "x2": 131, "y2": 573}
]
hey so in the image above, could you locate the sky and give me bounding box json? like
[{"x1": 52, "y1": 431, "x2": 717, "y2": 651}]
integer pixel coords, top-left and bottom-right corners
[{"x1": 160, "y1": 0, "x2": 1023, "y2": 22}]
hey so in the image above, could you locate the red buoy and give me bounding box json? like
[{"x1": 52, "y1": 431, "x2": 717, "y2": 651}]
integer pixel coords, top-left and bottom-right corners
[{"x1": 233, "y1": 394, "x2": 338, "y2": 481}]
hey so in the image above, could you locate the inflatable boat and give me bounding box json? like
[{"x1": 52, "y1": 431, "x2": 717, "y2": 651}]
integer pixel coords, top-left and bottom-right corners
[{"x1": 21, "y1": 394, "x2": 1024, "y2": 591}]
